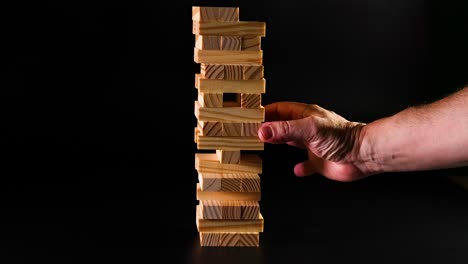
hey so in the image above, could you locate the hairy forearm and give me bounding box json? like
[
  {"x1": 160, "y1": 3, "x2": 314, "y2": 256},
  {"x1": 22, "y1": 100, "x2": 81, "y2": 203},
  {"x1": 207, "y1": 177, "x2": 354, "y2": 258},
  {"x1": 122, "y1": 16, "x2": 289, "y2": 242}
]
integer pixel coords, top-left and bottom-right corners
[{"x1": 360, "y1": 87, "x2": 468, "y2": 174}]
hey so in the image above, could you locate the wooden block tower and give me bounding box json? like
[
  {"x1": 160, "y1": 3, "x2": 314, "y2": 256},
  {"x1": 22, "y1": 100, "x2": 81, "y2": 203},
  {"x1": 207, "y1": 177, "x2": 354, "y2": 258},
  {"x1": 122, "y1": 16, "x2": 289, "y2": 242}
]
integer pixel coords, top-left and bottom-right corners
[{"x1": 192, "y1": 6, "x2": 266, "y2": 247}]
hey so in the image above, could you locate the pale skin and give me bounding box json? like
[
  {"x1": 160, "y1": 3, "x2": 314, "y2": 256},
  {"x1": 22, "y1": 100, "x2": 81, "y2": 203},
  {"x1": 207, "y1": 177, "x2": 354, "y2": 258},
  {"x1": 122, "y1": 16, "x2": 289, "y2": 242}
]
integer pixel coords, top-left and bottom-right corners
[{"x1": 258, "y1": 86, "x2": 468, "y2": 182}]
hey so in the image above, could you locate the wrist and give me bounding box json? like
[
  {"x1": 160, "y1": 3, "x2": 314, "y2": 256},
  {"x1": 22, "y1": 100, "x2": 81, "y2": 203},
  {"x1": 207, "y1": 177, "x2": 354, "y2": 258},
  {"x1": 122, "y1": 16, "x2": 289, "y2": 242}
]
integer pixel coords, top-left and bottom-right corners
[{"x1": 354, "y1": 121, "x2": 386, "y2": 176}]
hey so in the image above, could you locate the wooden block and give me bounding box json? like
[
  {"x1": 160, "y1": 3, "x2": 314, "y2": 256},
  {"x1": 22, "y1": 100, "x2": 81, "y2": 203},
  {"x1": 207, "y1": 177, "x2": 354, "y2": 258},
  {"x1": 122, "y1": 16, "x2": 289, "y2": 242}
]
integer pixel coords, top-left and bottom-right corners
[
  {"x1": 242, "y1": 122, "x2": 261, "y2": 137},
  {"x1": 199, "y1": 232, "x2": 221, "y2": 247},
  {"x1": 216, "y1": 149, "x2": 241, "y2": 164},
  {"x1": 201, "y1": 200, "x2": 257, "y2": 220},
  {"x1": 201, "y1": 200, "x2": 222, "y2": 219},
  {"x1": 220, "y1": 173, "x2": 242, "y2": 192},
  {"x1": 194, "y1": 48, "x2": 262, "y2": 65},
  {"x1": 221, "y1": 36, "x2": 242, "y2": 51},
  {"x1": 201, "y1": 64, "x2": 224, "y2": 79},
  {"x1": 197, "y1": 135, "x2": 264, "y2": 150},
  {"x1": 195, "y1": 100, "x2": 264, "y2": 122},
  {"x1": 192, "y1": 6, "x2": 219, "y2": 21},
  {"x1": 241, "y1": 200, "x2": 260, "y2": 220},
  {"x1": 241, "y1": 94, "x2": 262, "y2": 109},
  {"x1": 222, "y1": 200, "x2": 242, "y2": 219},
  {"x1": 194, "y1": 127, "x2": 199, "y2": 143},
  {"x1": 197, "y1": 183, "x2": 261, "y2": 201},
  {"x1": 242, "y1": 35, "x2": 261, "y2": 50},
  {"x1": 217, "y1": 7, "x2": 239, "y2": 22},
  {"x1": 243, "y1": 65, "x2": 263, "y2": 80},
  {"x1": 224, "y1": 65, "x2": 244, "y2": 80},
  {"x1": 196, "y1": 75, "x2": 266, "y2": 94},
  {"x1": 198, "y1": 172, "x2": 222, "y2": 191},
  {"x1": 221, "y1": 123, "x2": 242, "y2": 136},
  {"x1": 198, "y1": 121, "x2": 222, "y2": 136},
  {"x1": 240, "y1": 174, "x2": 261, "y2": 192},
  {"x1": 198, "y1": 92, "x2": 223, "y2": 108},
  {"x1": 199, "y1": 232, "x2": 259, "y2": 247},
  {"x1": 196, "y1": 205, "x2": 264, "y2": 232},
  {"x1": 195, "y1": 153, "x2": 262, "y2": 174},
  {"x1": 192, "y1": 6, "x2": 239, "y2": 22},
  {"x1": 195, "y1": 35, "x2": 221, "y2": 50},
  {"x1": 193, "y1": 21, "x2": 266, "y2": 37}
]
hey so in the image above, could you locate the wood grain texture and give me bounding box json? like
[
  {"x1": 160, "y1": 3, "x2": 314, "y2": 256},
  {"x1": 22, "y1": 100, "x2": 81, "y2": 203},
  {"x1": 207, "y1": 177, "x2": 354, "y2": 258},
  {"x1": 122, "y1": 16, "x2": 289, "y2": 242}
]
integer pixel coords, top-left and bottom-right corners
[
  {"x1": 217, "y1": 7, "x2": 239, "y2": 22},
  {"x1": 201, "y1": 200, "x2": 258, "y2": 220},
  {"x1": 196, "y1": 135, "x2": 264, "y2": 150},
  {"x1": 242, "y1": 35, "x2": 261, "y2": 50},
  {"x1": 242, "y1": 122, "x2": 261, "y2": 136},
  {"x1": 199, "y1": 232, "x2": 259, "y2": 247},
  {"x1": 194, "y1": 48, "x2": 262, "y2": 65},
  {"x1": 195, "y1": 100, "x2": 265, "y2": 122},
  {"x1": 241, "y1": 94, "x2": 262, "y2": 108},
  {"x1": 224, "y1": 65, "x2": 244, "y2": 80},
  {"x1": 201, "y1": 64, "x2": 224, "y2": 79},
  {"x1": 240, "y1": 174, "x2": 261, "y2": 192},
  {"x1": 201, "y1": 200, "x2": 222, "y2": 219},
  {"x1": 196, "y1": 183, "x2": 261, "y2": 201},
  {"x1": 198, "y1": 172, "x2": 222, "y2": 191},
  {"x1": 220, "y1": 174, "x2": 242, "y2": 192},
  {"x1": 193, "y1": 21, "x2": 266, "y2": 36},
  {"x1": 196, "y1": 205, "x2": 264, "y2": 232},
  {"x1": 198, "y1": 92, "x2": 223, "y2": 107},
  {"x1": 192, "y1": 6, "x2": 239, "y2": 22},
  {"x1": 196, "y1": 75, "x2": 266, "y2": 94},
  {"x1": 195, "y1": 35, "x2": 221, "y2": 50},
  {"x1": 194, "y1": 127, "x2": 199, "y2": 143},
  {"x1": 216, "y1": 149, "x2": 241, "y2": 164},
  {"x1": 195, "y1": 153, "x2": 262, "y2": 174},
  {"x1": 199, "y1": 232, "x2": 221, "y2": 247},
  {"x1": 221, "y1": 36, "x2": 242, "y2": 51},
  {"x1": 243, "y1": 65, "x2": 263, "y2": 80},
  {"x1": 221, "y1": 123, "x2": 242, "y2": 136},
  {"x1": 241, "y1": 200, "x2": 260, "y2": 220},
  {"x1": 198, "y1": 121, "x2": 222, "y2": 136}
]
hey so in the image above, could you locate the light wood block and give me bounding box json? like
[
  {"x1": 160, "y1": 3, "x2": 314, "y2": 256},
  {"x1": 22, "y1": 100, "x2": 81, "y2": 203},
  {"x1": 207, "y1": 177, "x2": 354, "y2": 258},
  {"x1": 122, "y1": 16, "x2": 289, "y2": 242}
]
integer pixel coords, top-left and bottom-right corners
[
  {"x1": 242, "y1": 35, "x2": 261, "y2": 50},
  {"x1": 199, "y1": 172, "x2": 242, "y2": 192},
  {"x1": 198, "y1": 92, "x2": 223, "y2": 108},
  {"x1": 195, "y1": 35, "x2": 221, "y2": 50},
  {"x1": 194, "y1": 48, "x2": 262, "y2": 65},
  {"x1": 197, "y1": 183, "x2": 261, "y2": 201},
  {"x1": 198, "y1": 121, "x2": 222, "y2": 136},
  {"x1": 195, "y1": 100, "x2": 264, "y2": 122},
  {"x1": 196, "y1": 205, "x2": 264, "y2": 232},
  {"x1": 243, "y1": 65, "x2": 263, "y2": 80},
  {"x1": 198, "y1": 172, "x2": 222, "y2": 191},
  {"x1": 194, "y1": 127, "x2": 199, "y2": 143},
  {"x1": 221, "y1": 36, "x2": 242, "y2": 51},
  {"x1": 192, "y1": 6, "x2": 239, "y2": 22},
  {"x1": 197, "y1": 135, "x2": 264, "y2": 150},
  {"x1": 201, "y1": 64, "x2": 224, "y2": 79},
  {"x1": 224, "y1": 65, "x2": 244, "y2": 80},
  {"x1": 196, "y1": 74, "x2": 266, "y2": 94},
  {"x1": 199, "y1": 232, "x2": 221, "y2": 247},
  {"x1": 241, "y1": 94, "x2": 262, "y2": 108},
  {"x1": 193, "y1": 21, "x2": 266, "y2": 37},
  {"x1": 242, "y1": 122, "x2": 261, "y2": 137},
  {"x1": 201, "y1": 200, "x2": 259, "y2": 220},
  {"x1": 199, "y1": 232, "x2": 259, "y2": 247},
  {"x1": 240, "y1": 174, "x2": 261, "y2": 192},
  {"x1": 221, "y1": 123, "x2": 242, "y2": 137},
  {"x1": 216, "y1": 149, "x2": 241, "y2": 164},
  {"x1": 195, "y1": 153, "x2": 262, "y2": 174}
]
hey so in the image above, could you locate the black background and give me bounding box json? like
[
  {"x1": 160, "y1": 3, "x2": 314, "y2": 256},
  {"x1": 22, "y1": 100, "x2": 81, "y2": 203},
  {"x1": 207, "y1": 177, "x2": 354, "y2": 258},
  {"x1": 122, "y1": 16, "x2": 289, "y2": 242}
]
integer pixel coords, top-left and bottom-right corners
[{"x1": 2, "y1": 0, "x2": 468, "y2": 263}]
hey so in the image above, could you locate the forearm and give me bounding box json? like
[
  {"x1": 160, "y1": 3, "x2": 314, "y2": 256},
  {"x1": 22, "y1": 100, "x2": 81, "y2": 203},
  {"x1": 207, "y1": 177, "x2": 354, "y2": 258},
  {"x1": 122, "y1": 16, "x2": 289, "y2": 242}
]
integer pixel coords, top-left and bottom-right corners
[{"x1": 360, "y1": 87, "x2": 468, "y2": 174}]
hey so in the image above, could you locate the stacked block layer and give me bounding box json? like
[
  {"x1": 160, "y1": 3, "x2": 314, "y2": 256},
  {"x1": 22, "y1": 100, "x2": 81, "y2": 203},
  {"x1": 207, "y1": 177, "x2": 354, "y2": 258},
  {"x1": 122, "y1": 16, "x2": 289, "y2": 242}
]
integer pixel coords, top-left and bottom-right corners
[{"x1": 192, "y1": 6, "x2": 266, "y2": 247}]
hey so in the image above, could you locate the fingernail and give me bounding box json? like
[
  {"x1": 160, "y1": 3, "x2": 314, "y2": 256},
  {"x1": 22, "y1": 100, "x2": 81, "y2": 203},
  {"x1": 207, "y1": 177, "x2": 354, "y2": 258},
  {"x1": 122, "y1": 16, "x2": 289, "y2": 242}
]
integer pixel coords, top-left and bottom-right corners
[{"x1": 259, "y1": 125, "x2": 273, "y2": 140}]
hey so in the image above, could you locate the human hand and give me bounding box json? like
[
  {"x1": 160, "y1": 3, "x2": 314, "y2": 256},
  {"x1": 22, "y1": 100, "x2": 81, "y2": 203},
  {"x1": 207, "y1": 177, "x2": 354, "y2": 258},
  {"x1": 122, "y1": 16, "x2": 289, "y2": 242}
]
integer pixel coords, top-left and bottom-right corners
[{"x1": 258, "y1": 102, "x2": 371, "y2": 182}]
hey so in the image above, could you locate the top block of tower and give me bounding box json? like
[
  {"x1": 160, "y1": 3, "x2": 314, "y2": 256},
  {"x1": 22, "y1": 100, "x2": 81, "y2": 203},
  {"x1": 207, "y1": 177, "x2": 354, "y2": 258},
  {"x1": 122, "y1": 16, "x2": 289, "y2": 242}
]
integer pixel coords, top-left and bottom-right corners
[{"x1": 192, "y1": 6, "x2": 239, "y2": 22}]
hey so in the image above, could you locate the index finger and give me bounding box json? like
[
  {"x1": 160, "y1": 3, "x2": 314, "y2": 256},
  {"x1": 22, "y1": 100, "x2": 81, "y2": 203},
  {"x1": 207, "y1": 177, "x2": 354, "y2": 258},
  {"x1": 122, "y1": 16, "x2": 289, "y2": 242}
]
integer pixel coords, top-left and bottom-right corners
[{"x1": 264, "y1": 101, "x2": 312, "y2": 121}]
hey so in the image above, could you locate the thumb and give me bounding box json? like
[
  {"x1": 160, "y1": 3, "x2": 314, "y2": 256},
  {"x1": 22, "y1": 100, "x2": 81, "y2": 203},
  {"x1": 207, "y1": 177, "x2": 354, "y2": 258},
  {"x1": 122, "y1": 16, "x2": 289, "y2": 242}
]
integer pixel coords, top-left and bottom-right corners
[{"x1": 258, "y1": 118, "x2": 316, "y2": 144}]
